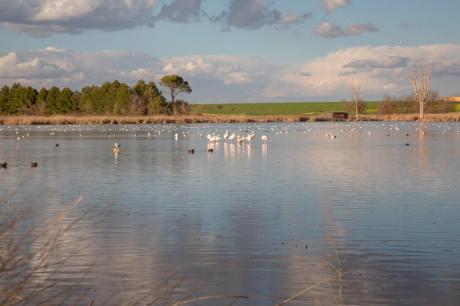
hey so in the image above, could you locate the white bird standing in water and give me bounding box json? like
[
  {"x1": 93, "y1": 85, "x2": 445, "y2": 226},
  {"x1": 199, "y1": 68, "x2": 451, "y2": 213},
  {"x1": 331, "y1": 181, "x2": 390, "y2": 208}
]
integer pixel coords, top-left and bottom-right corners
[
  {"x1": 229, "y1": 133, "x2": 236, "y2": 141},
  {"x1": 261, "y1": 135, "x2": 268, "y2": 142},
  {"x1": 113, "y1": 143, "x2": 121, "y2": 153},
  {"x1": 174, "y1": 133, "x2": 179, "y2": 140},
  {"x1": 208, "y1": 135, "x2": 221, "y2": 143},
  {"x1": 224, "y1": 130, "x2": 229, "y2": 140}
]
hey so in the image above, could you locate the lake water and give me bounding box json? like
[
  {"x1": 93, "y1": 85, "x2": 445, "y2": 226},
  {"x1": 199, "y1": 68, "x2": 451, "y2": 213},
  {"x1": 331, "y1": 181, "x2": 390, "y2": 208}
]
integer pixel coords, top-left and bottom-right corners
[{"x1": 1, "y1": 122, "x2": 460, "y2": 305}]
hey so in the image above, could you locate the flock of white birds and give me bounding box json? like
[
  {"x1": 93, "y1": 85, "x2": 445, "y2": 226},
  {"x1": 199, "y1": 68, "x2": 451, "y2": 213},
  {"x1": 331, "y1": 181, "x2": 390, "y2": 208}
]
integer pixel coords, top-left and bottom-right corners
[
  {"x1": 1, "y1": 122, "x2": 460, "y2": 149},
  {"x1": 204, "y1": 130, "x2": 265, "y2": 144}
]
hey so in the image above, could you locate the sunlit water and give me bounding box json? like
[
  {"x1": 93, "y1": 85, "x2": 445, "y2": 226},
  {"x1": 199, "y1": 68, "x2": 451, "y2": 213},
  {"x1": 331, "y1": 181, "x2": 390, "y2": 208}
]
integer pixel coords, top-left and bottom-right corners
[{"x1": 1, "y1": 122, "x2": 460, "y2": 305}]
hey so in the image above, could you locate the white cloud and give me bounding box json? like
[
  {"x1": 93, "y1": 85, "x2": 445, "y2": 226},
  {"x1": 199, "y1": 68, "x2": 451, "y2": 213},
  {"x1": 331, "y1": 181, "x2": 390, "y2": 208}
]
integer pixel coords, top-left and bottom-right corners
[
  {"x1": 160, "y1": 55, "x2": 266, "y2": 84},
  {"x1": 267, "y1": 44, "x2": 460, "y2": 100},
  {"x1": 323, "y1": 0, "x2": 351, "y2": 13}
]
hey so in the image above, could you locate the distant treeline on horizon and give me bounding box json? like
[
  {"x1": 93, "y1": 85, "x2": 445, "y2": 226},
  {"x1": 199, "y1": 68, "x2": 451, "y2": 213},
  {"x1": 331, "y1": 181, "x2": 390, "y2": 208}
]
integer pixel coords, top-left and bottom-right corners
[{"x1": 0, "y1": 80, "x2": 191, "y2": 116}]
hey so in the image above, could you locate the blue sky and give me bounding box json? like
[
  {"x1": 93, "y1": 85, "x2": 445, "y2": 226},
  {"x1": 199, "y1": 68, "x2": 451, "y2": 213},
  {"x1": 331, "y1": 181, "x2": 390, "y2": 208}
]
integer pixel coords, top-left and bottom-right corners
[{"x1": 0, "y1": 0, "x2": 459, "y2": 102}]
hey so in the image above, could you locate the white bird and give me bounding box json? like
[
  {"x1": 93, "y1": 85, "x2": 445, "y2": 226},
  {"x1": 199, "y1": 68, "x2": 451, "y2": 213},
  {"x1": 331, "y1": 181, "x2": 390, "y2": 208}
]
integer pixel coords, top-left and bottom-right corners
[
  {"x1": 261, "y1": 135, "x2": 268, "y2": 142},
  {"x1": 209, "y1": 135, "x2": 221, "y2": 143},
  {"x1": 113, "y1": 143, "x2": 121, "y2": 153},
  {"x1": 224, "y1": 130, "x2": 229, "y2": 140},
  {"x1": 174, "y1": 133, "x2": 179, "y2": 140},
  {"x1": 246, "y1": 133, "x2": 255, "y2": 142},
  {"x1": 229, "y1": 133, "x2": 236, "y2": 141}
]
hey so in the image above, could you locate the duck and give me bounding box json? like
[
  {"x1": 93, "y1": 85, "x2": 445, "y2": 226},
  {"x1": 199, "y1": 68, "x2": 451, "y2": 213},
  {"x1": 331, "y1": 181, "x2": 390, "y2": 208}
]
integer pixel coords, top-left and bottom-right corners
[
  {"x1": 30, "y1": 162, "x2": 38, "y2": 168},
  {"x1": 0, "y1": 162, "x2": 7, "y2": 169}
]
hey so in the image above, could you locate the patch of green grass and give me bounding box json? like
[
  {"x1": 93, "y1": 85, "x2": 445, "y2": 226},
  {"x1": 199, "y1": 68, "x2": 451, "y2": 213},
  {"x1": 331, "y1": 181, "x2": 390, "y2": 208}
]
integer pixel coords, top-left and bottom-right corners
[
  {"x1": 453, "y1": 103, "x2": 460, "y2": 112},
  {"x1": 191, "y1": 102, "x2": 380, "y2": 116}
]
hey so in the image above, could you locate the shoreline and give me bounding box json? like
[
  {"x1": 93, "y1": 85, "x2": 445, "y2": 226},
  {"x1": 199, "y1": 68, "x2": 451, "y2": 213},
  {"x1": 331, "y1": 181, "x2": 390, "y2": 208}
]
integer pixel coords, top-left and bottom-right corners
[{"x1": 1, "y1": 113, "x2": 460, "y2": 125}]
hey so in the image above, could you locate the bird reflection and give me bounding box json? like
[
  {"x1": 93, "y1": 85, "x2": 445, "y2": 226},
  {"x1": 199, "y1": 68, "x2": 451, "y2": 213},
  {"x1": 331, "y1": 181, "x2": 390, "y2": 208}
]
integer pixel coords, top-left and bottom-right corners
[{"x1": 261, "y1": 143, "x2": 268, "y2": 159}]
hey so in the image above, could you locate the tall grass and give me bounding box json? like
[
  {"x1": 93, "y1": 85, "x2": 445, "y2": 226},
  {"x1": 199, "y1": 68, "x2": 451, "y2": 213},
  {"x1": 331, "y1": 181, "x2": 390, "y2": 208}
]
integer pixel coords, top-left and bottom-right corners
[
  {"x1": 2, "y1": 112, "x2": 460, "y2": 125},
  {"x1": 0, "y1": 114, "x2": 310, "y2": 125}
]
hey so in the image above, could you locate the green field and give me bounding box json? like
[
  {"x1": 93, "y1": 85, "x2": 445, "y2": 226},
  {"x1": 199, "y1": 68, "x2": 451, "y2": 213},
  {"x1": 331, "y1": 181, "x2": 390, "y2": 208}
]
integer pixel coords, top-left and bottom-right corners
[{"x1": 191, "y1": 102, "x2": 379, "y2": 116}]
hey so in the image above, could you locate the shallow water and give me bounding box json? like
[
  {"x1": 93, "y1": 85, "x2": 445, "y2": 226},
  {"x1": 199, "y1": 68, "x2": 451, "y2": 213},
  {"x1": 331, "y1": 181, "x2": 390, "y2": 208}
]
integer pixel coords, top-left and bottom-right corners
[{"x1": 1, "y1": 122, "x2": 460, "y2": 305}]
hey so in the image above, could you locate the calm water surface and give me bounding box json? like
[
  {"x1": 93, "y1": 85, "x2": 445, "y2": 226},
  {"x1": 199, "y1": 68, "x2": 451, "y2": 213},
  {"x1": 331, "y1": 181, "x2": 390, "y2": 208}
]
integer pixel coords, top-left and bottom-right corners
[{"x1": 1, "y1": 122, "x2": 460, "y2": 305}]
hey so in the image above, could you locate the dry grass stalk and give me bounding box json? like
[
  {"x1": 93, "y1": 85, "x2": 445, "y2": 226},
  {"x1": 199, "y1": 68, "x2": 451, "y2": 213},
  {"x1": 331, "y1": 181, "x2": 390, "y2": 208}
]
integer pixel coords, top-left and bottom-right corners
[{"x1": 0, "y1": 192, "x2": 97, "y2": 306}]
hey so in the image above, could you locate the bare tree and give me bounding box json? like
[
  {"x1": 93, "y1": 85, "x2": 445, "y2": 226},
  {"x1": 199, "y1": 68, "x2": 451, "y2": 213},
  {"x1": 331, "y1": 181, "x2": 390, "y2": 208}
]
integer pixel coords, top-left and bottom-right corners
[
  {"x1": 410, "y1": 65, "x2": 431, "y2": 120},
  {"x1": 350, "y1": 82, "x2": 362, "y2": 120}
]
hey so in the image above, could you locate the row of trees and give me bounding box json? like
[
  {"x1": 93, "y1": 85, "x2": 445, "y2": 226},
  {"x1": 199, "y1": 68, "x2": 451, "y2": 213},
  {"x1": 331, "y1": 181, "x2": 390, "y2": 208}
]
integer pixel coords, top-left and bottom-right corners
[
  {"x1": 0, "y1": 75, "x2": 192, "y2": 116},
  {"x1": 346, "y1": 65, "x2": 454, "y2": 119},
  {"x1": 377, "y1": 92, "x2": 453, "y2": 115}
]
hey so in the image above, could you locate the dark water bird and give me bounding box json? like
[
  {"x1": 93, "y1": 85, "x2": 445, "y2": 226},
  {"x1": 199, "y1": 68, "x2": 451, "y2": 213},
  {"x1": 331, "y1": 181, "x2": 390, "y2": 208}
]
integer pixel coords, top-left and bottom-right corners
[
  {"x1": 0, "y1": 162, "x2": 7, "y2": 169},
  {"x1": 188, "y1": 149, "x2": 195, "y2": 154},
  {"x1": 208, "y1": 148, "x2": 214, "y2": 153},
  {"x1": 30, "y1": 162, "x2": 38, "y2": 168},
  {"x1": 405, "y1": 143, "x2": 410, "y2": 146},
  {"x1": 56, "y1": 143, "x2": 60, "y2": 147},
  {"x1": 406, "y1": 133, "x2": 410, "y2": 137}
]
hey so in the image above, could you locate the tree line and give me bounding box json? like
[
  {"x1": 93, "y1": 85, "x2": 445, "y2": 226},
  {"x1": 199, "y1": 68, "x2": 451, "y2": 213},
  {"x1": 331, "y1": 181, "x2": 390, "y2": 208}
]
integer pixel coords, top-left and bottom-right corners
[
  {"x1": 344, "y1": 66, "x2": 454, "y2": 118},
  {"x1": 0, "y1": 75, "x2": 192, "y2": 116},
  {"x1": 343, "y1": 90, "x2": 453, "y2": 116}
]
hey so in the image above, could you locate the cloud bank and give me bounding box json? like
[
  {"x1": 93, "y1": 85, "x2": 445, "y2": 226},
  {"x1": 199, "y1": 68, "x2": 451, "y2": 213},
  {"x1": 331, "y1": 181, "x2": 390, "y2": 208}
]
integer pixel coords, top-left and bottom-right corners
[
  {"x1": 0, "y1": 0, "x2": 160, "y2": 36},
  {"x1": 0, "y1": 0, "x2": 311, "y2": 36},
  {"x1": 1, "y1": 44, "x2": 460, "y2": 102}
]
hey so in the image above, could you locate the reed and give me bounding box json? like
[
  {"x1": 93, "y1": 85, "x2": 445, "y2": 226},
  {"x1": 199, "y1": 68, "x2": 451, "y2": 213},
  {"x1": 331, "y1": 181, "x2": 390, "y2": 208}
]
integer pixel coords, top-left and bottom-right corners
[
  {"x1": 361, "y1": 112, "x2": 460, "y2": 122},
  {"x1": 0, "y1": 114, "x2": 310, "y2": 125},
  {"x1": 1, "y1": 112, "x2": 460, "y2": 126}
]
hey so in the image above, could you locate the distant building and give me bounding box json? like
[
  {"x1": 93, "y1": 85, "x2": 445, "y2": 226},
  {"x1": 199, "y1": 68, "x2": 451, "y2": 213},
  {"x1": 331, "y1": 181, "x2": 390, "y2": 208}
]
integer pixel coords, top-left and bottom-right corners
[{"x1": 443, "y1": 96, "x2": 460, "y2": 102}]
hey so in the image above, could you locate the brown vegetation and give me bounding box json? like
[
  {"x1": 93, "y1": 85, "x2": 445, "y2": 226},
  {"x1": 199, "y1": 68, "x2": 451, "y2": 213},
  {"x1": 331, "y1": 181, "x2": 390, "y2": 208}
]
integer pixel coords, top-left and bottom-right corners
[
  {"x1": 361, "y1": 112, "x2": 460, "y2": 122},
  {"x1": 1, "y1": 111, "x2": 460, "y2": 125},
  {"x1": 0, "y1": 114, "x2": 311, "y2": 125}
]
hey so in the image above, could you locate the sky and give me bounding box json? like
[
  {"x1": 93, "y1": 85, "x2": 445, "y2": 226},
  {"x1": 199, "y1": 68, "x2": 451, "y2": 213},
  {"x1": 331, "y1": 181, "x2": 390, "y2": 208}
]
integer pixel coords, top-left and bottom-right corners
[{"x1": 0, "y1": 0, "x2": 459, "y2": 103}]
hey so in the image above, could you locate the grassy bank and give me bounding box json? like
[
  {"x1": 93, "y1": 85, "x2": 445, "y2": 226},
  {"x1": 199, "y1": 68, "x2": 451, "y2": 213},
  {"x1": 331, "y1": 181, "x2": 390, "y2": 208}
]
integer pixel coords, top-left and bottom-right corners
[
  {"x1": 2, "y1": 112, "x2": 460, "y2": 125},
  {"x1": 191, "y1": 102, "x2": 380, "y2": 116}
]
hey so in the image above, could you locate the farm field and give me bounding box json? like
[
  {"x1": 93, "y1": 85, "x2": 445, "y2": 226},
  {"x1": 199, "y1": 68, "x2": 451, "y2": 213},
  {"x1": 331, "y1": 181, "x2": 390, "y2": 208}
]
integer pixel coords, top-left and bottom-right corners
[{"x1": 191, "y1": 102, "x2": 379, "y2": 116}]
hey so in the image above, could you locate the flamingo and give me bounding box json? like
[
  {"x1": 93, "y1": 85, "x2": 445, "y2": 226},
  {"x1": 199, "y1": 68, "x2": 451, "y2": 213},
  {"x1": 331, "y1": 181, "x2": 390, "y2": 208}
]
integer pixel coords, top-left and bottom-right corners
[
  {"x1": 229, "y1": 133, "x2": 236, "y2": 141},
  {"x1": 224, "y1": 130, "x2": 229, "y2": 140},
  {"x1": 261, "y1": 135, "x2": 268, "y2": 142}
]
